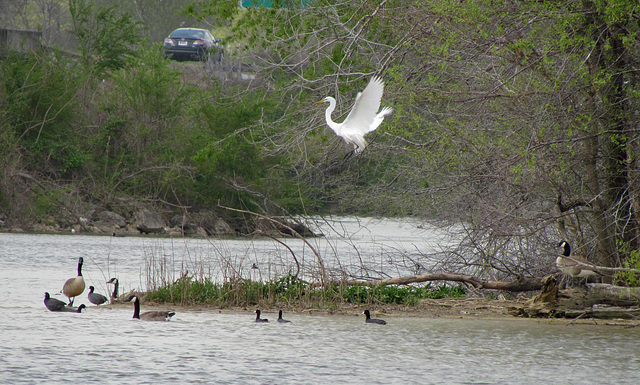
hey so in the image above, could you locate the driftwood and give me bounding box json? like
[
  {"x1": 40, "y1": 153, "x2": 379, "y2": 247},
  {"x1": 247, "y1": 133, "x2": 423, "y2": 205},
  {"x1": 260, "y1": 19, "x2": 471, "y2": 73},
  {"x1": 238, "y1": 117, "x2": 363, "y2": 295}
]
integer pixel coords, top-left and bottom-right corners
[
  {"x1": 314, "y1": 272, "x2": 545, "y2": 292},
  {"x1": 511, "y1": 277, "x2": 640, "y2": 319}
]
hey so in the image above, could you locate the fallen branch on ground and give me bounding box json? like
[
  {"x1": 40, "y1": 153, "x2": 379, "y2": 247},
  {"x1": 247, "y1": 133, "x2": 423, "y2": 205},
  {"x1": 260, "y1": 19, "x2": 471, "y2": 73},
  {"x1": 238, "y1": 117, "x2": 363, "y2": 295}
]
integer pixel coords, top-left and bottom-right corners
[{"x1": 314, "y1": 272, "x2": 545, "y2": 292}]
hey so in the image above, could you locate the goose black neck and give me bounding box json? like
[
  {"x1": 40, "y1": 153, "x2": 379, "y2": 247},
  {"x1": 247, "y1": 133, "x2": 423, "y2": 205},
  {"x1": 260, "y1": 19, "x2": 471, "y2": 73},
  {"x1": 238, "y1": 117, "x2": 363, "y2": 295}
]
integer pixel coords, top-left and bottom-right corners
[
  {"x1": 133, "y1": 297, "x2": 140, "y2": 319},
  {"x1": 561, "y1": 242, "x2": 571, "y2": 256},
  {"x1": 77, "y1": 258, "x2": 84, "y2": 276},
  {"x1": 111, "y1": 280, "x2": 119, "y2": 299}
]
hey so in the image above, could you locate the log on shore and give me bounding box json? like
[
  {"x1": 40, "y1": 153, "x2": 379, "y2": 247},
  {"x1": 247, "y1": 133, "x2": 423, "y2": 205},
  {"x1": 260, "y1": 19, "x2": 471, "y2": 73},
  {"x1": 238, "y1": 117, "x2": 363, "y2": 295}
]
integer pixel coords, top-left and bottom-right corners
[
  {"x1": 510, "y1": 281, "x2": 640, "y2": 319},
  {"x1": 315, "y1": 273, "x2": 545, "y2": 292}
]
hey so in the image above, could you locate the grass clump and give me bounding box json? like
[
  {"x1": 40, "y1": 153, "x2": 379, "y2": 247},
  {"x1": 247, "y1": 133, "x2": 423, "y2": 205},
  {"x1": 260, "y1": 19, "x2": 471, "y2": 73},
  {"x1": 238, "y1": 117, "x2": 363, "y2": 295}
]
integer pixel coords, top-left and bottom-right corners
[{"x1": 145, "y1": 273, "x2": 467, "y2": 308}]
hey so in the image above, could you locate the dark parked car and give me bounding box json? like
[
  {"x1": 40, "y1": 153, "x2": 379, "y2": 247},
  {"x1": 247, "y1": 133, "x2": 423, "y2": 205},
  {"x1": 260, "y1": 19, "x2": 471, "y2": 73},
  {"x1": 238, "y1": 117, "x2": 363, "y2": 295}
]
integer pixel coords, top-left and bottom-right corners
[{"x1": 163, "y1": 28, "x2": 223, "y2": 62}]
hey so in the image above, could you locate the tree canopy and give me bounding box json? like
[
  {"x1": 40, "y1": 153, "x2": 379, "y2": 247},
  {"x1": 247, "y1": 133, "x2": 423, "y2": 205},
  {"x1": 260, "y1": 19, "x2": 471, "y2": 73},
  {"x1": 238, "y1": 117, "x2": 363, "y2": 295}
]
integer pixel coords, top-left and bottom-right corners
[{"x1": 1, "y1": 0, "x2": 639, "y2": 280}]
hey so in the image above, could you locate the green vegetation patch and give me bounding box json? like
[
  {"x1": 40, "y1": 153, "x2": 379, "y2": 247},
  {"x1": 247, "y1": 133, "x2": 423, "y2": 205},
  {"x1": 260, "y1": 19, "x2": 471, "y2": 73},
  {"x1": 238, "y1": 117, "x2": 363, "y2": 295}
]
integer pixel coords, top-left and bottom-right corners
[{"x1": 145, "y1": 273, "x2": 466, "y2": 308}]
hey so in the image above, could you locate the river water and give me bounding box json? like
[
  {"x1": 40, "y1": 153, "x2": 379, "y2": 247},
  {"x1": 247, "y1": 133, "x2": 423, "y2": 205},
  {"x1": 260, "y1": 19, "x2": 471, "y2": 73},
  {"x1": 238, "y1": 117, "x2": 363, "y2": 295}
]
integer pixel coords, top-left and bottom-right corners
[{"x1": 1, "y1": 218, "x2": 638, "y2": 384}]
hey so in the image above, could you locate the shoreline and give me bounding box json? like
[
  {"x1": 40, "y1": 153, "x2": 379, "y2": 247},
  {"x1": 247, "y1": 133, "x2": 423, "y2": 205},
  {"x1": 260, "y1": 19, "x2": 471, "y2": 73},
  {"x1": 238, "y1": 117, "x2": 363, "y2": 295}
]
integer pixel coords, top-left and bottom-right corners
[{"x1": 105, "y1": 297, "x2": 640, "y2": 327}]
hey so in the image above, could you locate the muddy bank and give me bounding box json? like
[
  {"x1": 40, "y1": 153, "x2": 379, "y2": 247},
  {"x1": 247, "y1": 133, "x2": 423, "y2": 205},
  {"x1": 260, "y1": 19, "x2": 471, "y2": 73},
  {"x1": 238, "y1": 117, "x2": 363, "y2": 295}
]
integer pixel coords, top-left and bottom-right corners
[{"x1": 106, "y1": 298, "x2": 640, "y2": 327}]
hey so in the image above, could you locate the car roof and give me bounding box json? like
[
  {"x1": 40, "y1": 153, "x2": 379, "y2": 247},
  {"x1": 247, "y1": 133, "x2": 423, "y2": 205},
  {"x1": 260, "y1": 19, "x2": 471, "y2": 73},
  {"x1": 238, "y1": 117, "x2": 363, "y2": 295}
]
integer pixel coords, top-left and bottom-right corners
[{"x1": 172, "y1": 28, "x2": 208, "y2": 32}]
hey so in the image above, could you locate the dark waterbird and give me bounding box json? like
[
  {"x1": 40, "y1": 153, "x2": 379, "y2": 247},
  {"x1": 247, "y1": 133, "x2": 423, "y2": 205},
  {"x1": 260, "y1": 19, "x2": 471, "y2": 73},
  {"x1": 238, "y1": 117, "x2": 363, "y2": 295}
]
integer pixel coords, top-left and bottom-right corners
[
  {"x1": 88, "y1": 286, "x2": 108, "y2": 305},
  {"x1": 277, "y1": 310, "x2": 291, "y2": 323},
  {"x1": 44, "y1": 292, "x2": 86, "y2": 313},
  {"x1": 255, "y1": 309, "x2": 269, "y2": 323},
  {"x1": 363, "y1": 310, "x2": 387, "y2": 325}
]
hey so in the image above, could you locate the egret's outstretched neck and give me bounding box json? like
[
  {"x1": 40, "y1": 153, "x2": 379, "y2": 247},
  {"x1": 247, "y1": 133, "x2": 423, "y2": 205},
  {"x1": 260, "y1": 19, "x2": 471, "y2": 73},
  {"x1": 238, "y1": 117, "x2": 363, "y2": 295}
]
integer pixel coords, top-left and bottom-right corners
[{"x1": 324, "y1": 97, "x2": 338, "y2": 131}]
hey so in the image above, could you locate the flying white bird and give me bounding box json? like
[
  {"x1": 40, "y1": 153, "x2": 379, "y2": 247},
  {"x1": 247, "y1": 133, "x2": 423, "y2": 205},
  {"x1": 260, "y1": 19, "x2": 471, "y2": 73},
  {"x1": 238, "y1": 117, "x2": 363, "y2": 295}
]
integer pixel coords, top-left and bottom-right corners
[{"x1": 316, "y1": 76, "x2": 393, "y2": 153}]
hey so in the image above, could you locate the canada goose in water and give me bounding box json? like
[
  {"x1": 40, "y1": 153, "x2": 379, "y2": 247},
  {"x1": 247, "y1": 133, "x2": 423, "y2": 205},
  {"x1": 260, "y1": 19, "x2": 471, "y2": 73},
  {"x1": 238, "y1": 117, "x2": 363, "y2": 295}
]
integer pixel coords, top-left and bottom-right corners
[
  {"x1": 62, "y1": 304, "x2": 86, "y2": 313},
  {"x1": 62, "y1": 257, "x2": 85, "y2": 306},
  {"x1": 44, "y1": 292, "x2": 86, "y2": 313},
  {"x1": 277, "y1": 310, "x2": 291, "y2": 323},
  {"x1": 363, "y1": 310, "x2": 387, "y2": 325},
  {"x1": 88, "y1": 286, "x2": 108, "y2": 305},
  {"x1": 255, "y1": 309, "x2": 269, "y2": 323},
  {"x1": 127, "y1": 295, "x2": 175, "y2": 321},
  {"x1": 556, "y1": 241, "x2": 601, "y2": 279}
]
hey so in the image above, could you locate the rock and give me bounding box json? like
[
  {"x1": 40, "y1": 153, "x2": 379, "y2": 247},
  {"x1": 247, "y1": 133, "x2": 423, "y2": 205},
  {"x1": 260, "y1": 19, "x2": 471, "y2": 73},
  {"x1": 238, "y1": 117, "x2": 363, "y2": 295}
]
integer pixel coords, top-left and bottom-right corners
[
  {"x1": 93, "y1": 210, "x2": 127, "y2": 232},
  {"x1": 195, "y1": 210, "x2": 235, "y2": 236},
  {"x1": 133, "y1": 208, "x2": 165, "y2": 229},
  {"x1": 169, "y1": 215, "x2": 198, "y2": 234}
]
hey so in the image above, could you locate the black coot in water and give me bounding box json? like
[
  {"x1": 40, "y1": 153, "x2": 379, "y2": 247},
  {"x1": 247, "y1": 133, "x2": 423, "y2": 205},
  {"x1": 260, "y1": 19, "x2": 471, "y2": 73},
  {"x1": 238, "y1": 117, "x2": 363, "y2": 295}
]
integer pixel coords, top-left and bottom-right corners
[
  {"x1": 255, "y1": 309, "x2": 269, "y2": 323},
  {"x1": 363, "y1": 310, "x2": 386, "y2": 325},
  {"x1": 277, "y1": 310, "x2": 291, "y2": 323},
  {"x1": 44, "y1": 292, "x2": 67, "y2": 311},
  {"x1": 88, "y1": 286, "x2": 108, "y2": 305}
]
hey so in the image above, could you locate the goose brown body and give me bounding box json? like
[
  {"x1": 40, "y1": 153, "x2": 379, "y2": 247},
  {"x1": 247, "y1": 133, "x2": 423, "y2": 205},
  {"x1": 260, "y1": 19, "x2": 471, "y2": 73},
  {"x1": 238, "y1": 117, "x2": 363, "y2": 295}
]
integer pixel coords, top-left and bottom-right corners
[
  {"x1": 62, "y1": 257, "x2": 85, "y2": 306},
  {"x1": 556, "y1": 241, "x2": 600, "y2": 278}
]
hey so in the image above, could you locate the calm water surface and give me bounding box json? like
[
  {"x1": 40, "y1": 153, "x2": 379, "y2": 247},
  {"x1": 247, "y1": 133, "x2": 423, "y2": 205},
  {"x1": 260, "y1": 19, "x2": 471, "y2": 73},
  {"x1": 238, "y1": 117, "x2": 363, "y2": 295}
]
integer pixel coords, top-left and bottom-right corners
[{"x1": 1, "y1": 218, "x2": 638, "y2": 384}]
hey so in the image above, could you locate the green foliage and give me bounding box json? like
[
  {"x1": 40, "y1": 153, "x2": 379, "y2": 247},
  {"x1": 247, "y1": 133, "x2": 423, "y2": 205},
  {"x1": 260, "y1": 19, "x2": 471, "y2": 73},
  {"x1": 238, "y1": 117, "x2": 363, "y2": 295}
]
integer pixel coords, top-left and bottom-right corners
[
  {"x1": 0, "y1": 51, "x2": 85, "y2": 177},
  {"x1": 146, "y1": 273, "x2": 466, "y2": 307},
  {"x1": 69, "y1": 0, "x2": 142, "y2": 74},
  {"x1": 615, "y1": 250, "x2": 640, "y2": 287}
]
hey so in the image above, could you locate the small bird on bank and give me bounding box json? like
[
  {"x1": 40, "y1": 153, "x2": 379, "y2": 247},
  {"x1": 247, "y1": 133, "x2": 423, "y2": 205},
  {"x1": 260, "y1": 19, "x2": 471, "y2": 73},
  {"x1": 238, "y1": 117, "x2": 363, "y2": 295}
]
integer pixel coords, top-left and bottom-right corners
[
  {"x1": 316, "y1": 76, "x2": 393, "y2": 154},
  {"x1": 88, "y1": 286, "x2": 108, "y2": 305},
  {"x1": 277, "y1": 310, "x2": 291, "y2": 323},
  {"x1": 255, "y1": 309, "x2": 269, "y2": 323},
  {"x1": 62, "y1": 257, "x2": 85, "y2": 306},
  {"x1": 126, "y1": 296, "x2": 175, "y2": 321},
  {"x1": 363, "y1": 310, "x2": 387, "y2": 325},
  {"x1": 44, "y1": 292, "x2": 86, "y2": 313}
]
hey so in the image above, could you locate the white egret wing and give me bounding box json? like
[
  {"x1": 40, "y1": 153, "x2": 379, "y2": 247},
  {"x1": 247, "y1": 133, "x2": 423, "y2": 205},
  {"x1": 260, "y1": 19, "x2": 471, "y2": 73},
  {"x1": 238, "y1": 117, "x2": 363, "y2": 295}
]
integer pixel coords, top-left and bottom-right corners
[{"x1": 341, "y1": 77, "x2": 385, "y2": 135}]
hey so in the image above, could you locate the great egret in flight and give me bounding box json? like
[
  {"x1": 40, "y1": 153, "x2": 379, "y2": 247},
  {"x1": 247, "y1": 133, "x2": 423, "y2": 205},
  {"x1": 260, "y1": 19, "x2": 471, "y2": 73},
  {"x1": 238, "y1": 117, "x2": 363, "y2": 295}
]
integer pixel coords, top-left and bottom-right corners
[{"x1": 316, "y1": 76, "x2": 393, "y2": 153}]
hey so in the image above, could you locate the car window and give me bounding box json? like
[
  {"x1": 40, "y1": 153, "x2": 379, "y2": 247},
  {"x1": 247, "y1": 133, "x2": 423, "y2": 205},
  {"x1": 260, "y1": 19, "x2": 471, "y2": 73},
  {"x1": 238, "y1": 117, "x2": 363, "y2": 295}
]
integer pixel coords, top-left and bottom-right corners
[{"x1": 170, "y1": 29, "x2": 207, "y2": 39}]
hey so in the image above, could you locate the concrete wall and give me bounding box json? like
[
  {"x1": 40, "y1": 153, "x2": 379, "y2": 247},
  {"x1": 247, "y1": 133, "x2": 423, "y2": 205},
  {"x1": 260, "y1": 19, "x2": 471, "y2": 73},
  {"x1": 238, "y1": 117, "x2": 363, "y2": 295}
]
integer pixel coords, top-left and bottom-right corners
[{"x1": 0, "y1": 28, "x2": 42, "y2": 57}]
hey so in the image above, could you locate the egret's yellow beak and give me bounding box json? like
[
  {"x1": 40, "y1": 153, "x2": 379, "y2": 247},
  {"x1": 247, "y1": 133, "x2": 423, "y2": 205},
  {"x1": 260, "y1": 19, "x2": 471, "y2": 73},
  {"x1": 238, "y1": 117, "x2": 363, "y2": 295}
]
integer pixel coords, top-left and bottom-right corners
[{"x1": 315, "y1": 99, "x2": 326, "y2": 104}]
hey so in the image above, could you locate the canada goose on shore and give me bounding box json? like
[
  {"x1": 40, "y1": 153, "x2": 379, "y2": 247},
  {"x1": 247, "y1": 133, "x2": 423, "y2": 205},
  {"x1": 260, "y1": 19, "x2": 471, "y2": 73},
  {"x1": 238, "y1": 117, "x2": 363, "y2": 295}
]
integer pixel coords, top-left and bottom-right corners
[
  {"x1": 363, "y1": 310, "x2": 387, "y2": 325},
  {"x1": 107, "y1": 277, "x2": 119, "y2": 303},
  {"x1": 88, "y1": 286, "x2": 108, "y2": 305},
  {"x1": 44, "y1": 292, "x2": 86, "y2": 313},
  {"x1": 127, "y1": 295, "x2": 175, "y2": 321},
  {"x1": 62, "y1": 257, "x2": 85, "y2": 306},
  {"x1": 556, "y1": 241, "x2": 601, "y2": 278},
  {"x1": 277, "y1": 310, "x2": 291, "y2": 323},
  {"x1": 255, "y1": 309, "x2": 269, "y2": 323}
]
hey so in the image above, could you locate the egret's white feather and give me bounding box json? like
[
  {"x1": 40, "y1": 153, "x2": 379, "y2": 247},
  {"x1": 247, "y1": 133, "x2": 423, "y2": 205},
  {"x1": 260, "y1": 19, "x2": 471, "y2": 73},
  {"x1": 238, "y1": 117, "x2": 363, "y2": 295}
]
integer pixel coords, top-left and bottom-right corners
[{"x1": 318, "y1": 76, "x2": 392, "y2": 153}]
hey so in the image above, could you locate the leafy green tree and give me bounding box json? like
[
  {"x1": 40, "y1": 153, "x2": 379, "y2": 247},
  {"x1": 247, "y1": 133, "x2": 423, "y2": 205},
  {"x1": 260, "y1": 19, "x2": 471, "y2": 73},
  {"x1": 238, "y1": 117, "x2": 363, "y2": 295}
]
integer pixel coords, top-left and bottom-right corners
[{"x1": 69, "y1": 0, "x2": 142, "y2": 74}]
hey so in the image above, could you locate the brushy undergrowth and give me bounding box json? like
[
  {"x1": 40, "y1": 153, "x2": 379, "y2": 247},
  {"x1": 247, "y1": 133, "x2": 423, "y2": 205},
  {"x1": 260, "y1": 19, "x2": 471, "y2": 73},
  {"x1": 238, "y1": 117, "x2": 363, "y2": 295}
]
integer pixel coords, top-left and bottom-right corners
[{"x1": 145, "y1": 273, "x2": 466, "y2": 308}]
